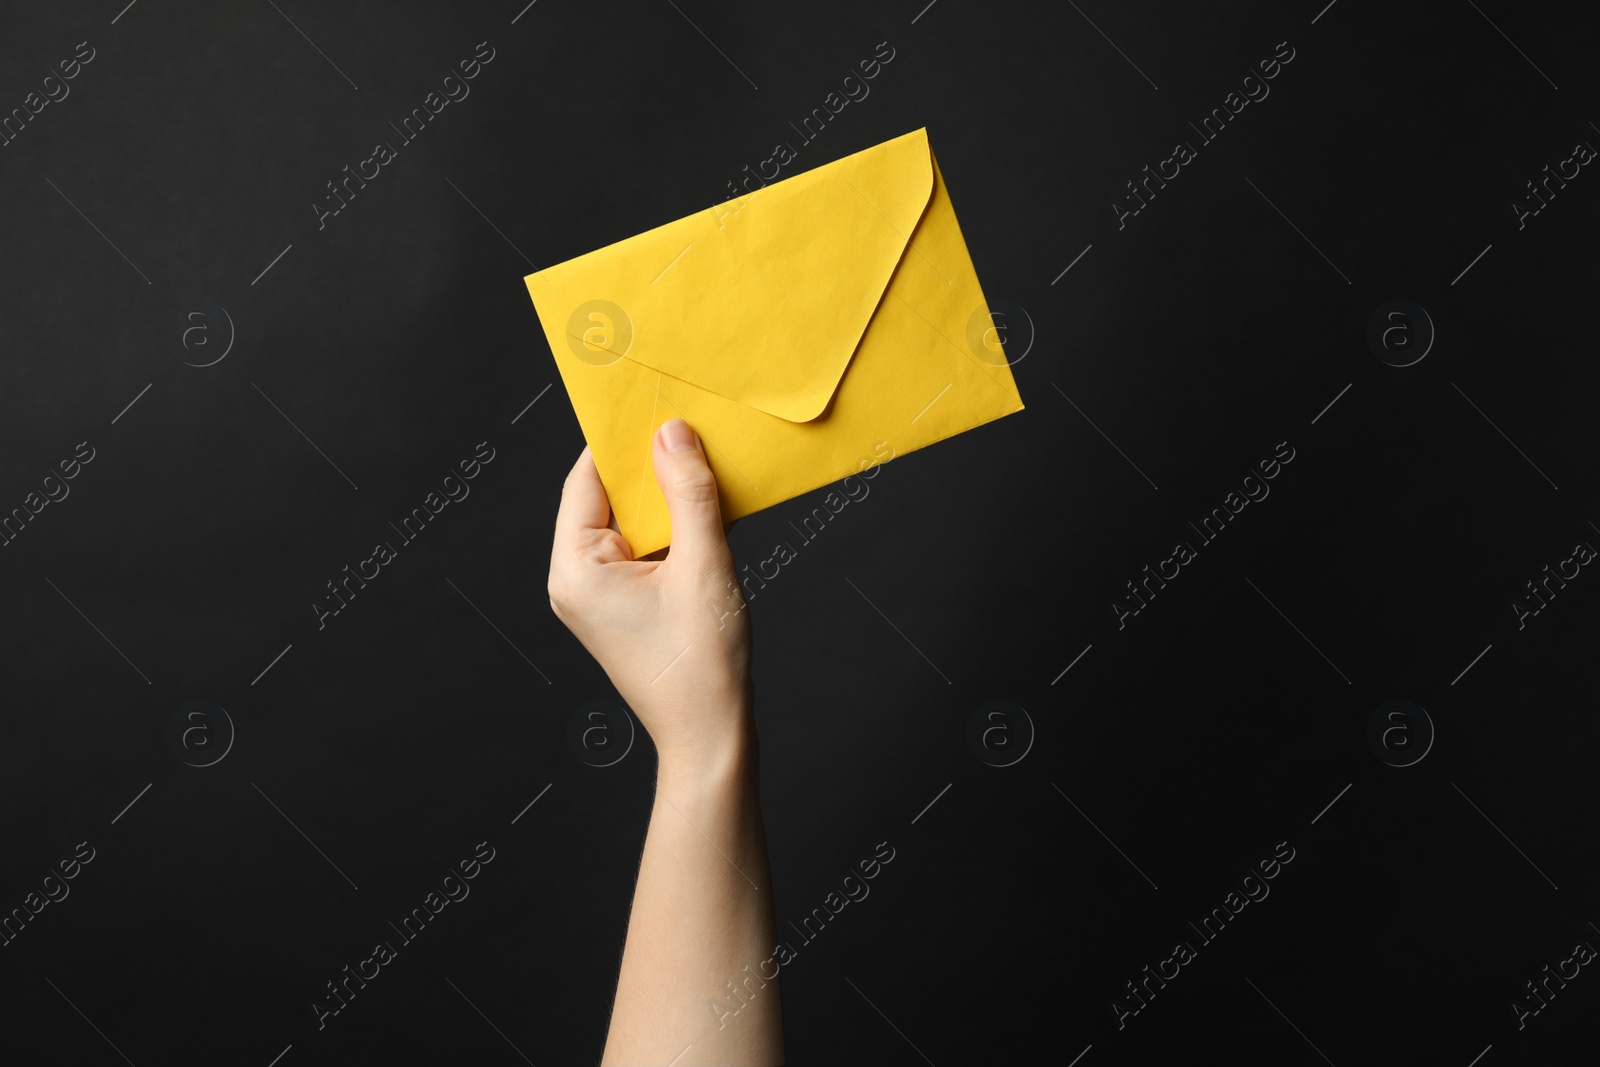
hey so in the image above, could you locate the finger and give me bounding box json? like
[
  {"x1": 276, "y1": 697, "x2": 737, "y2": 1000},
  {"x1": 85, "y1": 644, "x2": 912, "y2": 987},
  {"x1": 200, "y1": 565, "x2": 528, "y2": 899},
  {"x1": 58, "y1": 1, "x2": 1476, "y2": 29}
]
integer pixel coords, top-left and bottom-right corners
[
  {"x1": 650, "y1": 418, "x2": 728, "y2": 570},
  {"x1": 554, "y1": 447, "x2": 613, "y2": 554}
]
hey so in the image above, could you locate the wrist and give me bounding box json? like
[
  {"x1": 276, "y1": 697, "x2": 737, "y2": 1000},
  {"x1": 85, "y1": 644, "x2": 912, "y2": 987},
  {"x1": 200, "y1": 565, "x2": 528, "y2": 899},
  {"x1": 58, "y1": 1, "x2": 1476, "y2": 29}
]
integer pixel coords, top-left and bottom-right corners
[{"x1": 654, "y1": 705, "x2": 758, "y2": 798}]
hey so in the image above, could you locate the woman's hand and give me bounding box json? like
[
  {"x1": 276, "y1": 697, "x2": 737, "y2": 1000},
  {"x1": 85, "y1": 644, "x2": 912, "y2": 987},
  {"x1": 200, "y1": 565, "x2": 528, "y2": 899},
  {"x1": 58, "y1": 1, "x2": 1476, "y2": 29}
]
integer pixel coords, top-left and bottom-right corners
[{"x1": 547, "y1": 417, "x2": 752, "y2": 776}]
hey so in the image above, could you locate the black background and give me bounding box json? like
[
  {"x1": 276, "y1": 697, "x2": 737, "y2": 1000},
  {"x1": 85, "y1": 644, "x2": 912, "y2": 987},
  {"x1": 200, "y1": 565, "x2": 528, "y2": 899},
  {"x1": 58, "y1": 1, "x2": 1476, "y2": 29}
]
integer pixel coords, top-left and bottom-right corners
[{"x1": 2, "y1": 1, "x2": 1596, "y2": 1064}]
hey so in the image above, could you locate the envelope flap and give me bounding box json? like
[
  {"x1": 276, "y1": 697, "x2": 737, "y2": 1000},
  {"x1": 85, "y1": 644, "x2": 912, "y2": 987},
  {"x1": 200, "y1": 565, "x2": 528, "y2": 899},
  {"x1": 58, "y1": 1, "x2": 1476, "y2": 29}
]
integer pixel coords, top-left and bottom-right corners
[{"x1": 527, "y1": 129, "x2": 935, "y2": 422}]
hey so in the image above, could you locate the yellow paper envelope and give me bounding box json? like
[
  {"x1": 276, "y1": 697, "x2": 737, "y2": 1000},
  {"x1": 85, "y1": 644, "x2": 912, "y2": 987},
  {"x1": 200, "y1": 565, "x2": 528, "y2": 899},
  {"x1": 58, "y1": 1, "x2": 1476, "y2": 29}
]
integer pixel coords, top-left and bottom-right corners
[{"x1": 524, "y1": 127, "x2": 1024, "y2": 557}]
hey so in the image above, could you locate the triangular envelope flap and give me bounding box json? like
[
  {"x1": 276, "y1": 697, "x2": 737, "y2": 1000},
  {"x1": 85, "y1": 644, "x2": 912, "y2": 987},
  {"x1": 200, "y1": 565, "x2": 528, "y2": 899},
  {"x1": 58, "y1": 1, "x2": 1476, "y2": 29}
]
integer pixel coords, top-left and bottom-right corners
[{"x1": 528, "y1": 129, "x2": 935, "y2": 423}]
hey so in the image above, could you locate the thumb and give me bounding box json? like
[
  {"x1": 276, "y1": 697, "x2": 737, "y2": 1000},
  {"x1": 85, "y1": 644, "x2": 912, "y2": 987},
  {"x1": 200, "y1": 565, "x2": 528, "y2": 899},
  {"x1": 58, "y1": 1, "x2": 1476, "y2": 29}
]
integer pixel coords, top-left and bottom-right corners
[{"x1": 651, "y1": 418, "x2": 729, "y2": 566}]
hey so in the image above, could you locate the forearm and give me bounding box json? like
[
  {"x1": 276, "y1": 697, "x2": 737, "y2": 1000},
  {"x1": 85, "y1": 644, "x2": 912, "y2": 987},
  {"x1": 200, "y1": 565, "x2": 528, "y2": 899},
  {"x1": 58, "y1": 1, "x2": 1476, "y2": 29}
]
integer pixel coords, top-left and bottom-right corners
[{"x1": 601, "y1": 717, "x2": 784, "y2": 1066}]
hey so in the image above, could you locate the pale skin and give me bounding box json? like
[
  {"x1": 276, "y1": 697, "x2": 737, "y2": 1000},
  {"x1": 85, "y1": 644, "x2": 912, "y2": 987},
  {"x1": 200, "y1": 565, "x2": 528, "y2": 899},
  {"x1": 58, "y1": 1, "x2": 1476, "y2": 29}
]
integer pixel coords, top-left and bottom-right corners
[{"x1": 548, "y1": 417, "x2": 784, "y2": 1067}]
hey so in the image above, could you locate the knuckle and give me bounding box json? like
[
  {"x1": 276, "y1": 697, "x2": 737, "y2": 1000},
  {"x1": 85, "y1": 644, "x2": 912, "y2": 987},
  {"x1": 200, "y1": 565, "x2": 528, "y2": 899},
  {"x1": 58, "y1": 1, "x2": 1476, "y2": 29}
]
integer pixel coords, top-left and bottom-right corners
[
  {"x1": 546, "y1": 572, "x2": 572, "y2": 613},
  {"x1": 673, "y1": 470, "x2": 719, "y2": 508}
]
